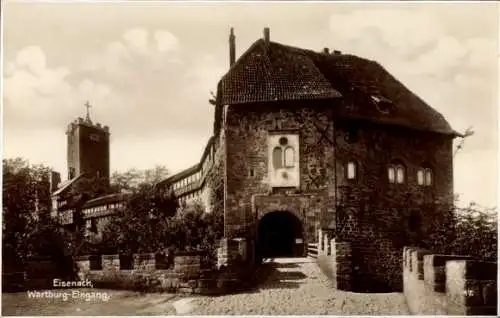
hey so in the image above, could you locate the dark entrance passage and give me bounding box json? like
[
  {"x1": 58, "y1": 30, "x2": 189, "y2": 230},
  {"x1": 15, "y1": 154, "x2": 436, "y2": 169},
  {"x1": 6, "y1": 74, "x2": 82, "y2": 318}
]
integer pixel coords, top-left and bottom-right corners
[{"x1": 258, "y1": 211, "x2": 303, "y2": 258}]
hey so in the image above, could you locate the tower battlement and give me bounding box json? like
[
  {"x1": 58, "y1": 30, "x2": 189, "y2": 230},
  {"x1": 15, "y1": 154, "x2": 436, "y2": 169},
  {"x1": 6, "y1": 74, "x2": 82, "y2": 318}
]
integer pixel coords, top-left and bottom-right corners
[
  {"x1": 66, "y1": 118, "x2": 110, "y2": 134},
  {"x1": 66, "y1": 102, "x2": 110, "y2": 181}
]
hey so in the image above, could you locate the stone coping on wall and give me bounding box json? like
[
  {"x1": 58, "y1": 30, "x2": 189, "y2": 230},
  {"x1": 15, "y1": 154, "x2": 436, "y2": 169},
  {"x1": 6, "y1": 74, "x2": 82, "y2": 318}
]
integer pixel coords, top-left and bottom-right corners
[{"x1": 403, "y1": 246, "x2": 497, "y2": 316}]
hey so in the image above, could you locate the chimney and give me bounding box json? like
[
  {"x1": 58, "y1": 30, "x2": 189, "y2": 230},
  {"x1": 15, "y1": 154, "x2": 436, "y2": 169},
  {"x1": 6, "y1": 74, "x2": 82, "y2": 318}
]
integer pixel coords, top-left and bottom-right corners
[
  {"x1": 323, "y1": 48, "x2": 330, "y2": 54},
  {"x1": 229, "y1": 28, "x2": 236, "y2": 67},
  {"x1": 263, "y1": 27, "x2": 270, "y2": 44}
]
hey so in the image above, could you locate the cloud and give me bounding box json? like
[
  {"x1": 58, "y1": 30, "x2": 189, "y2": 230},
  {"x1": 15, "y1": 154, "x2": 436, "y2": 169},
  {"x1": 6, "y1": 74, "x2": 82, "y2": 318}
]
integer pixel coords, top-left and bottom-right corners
[
  {"x1": 73, "y1": 28, "x2": 219, "y2": 138},
  {"x1": 466, "y1": 37, "x2": 497, "y2": 72},
  {"x1": 183, "y1": 54, "x2": 227, "y2": 95},
  {"x1": 328, "y1": 9, "x2": 446, "y2": 58},
  {"x1": 4, "y1": 45, "x2": 113, "y2": 130},
  {"x1": 123, "y1": 28, "x2": 149, "y2": 55},
  {"x1": 155, "y1": 30, "x2": 180, "y2": 53},
  {"x1": 327, "y1": 7, "x2": 497, "y2": 206},
  {"x1": 15, "y1": 46, "x2": 48, "y2": 76}
]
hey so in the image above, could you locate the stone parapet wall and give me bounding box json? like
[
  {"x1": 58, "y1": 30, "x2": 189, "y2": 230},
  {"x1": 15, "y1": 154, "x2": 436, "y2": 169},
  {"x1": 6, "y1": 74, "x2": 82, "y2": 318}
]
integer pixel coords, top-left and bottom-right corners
[
  {"x1": 133, "y1": 253, "x2": 156, "y2": 271},
  {"x1": 331, "y1": 240, "x2": 352, "y2": 290},
  {"x1": 316, "y1": 230, "x2": 352, "y2": 291},
  {"x1": 403, "y1": 246, "x2": 497, "y2": 316},
  {"x1": 217, "y1": 237, "x2": 254, "y2": 268},
  {"x1": 74, "y1": 248, "x2": 255, "y2": 295}
]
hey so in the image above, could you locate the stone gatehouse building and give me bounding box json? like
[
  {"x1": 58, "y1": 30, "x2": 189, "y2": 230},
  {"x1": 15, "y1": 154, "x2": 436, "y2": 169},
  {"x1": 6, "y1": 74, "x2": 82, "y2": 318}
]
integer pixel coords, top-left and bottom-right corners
[{"x1": 51, "y1": 28, "x2": 461, "y2": 291}]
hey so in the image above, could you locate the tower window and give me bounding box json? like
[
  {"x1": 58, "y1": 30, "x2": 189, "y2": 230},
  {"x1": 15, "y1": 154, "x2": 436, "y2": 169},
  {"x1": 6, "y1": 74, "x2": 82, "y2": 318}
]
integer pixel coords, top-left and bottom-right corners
[
  {"x1": 346, "y1": 161, "x2": 357, "y2": 180},
  {"x1": 388, "y1": 166, "x2": 395, "y2": 183},
  {"x1": 388, "y1": 161, "x2": 406, "y2": 184},
  {"x1": 284, "y1": 147, "x2": 295, "y2": 167},
  {"x1": 272, "y1": 147, "x2": 283, "y2": 169},
  {"x1": 396, "y1": 166, "x2": 405, "y2": 184},
  {"x1": 273, "y1": 145, "x2": 296, "y2": 169},
  {"x1": 89, "y1": 133, "x2": 100, "y2": 141},
  {"x1": 417, "y1": 167, "x2": 433, "y2": 186},
  {"x1": 68, "y1": 167, "x2": 76, "y2": 179}
]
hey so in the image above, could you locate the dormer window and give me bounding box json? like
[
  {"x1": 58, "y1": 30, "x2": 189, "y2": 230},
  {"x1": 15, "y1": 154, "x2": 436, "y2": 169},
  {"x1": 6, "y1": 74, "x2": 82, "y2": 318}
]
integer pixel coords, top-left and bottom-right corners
[
  {"x1": 371, "y1": 95, "x2": 393, "y2": 114},
  {"x1": 417, "y1": 167, "x2": 433, "y2": 186},
  {"x1": 388, "y1": 161, "x2": 406, "y2": 184}
]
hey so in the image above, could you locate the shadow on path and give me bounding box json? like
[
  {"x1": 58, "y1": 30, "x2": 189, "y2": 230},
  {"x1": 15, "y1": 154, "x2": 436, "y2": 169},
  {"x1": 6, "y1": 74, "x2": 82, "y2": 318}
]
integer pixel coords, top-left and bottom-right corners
[{"x1": 247, "y1": 258, "x2": 312, "y2": 292}]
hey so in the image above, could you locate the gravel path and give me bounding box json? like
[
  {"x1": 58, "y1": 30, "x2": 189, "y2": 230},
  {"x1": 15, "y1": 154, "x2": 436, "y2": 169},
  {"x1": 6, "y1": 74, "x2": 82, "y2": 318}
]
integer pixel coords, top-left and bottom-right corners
[
  {"x1": 189, "y1": 257, "x2": 410, "y2": 315},
  {"x1": 2, "y1": 258, "x2": 410, "y2": 315},
  {"x1": 2, "y1": 289, "x2": 179, "y2": 316}
]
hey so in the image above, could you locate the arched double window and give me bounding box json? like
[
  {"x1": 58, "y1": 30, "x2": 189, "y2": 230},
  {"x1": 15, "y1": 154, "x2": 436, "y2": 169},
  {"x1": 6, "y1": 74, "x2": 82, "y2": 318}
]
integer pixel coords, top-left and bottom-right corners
[
  {"x1": 417, "y1": 167, "x2": 433, "y2": 186},
  {"x1": 272, "y1": 137, "x2": 296, "y2": 169},
  {"x1": 388, "y1": 161, "x2": 406, "y2": 184}
]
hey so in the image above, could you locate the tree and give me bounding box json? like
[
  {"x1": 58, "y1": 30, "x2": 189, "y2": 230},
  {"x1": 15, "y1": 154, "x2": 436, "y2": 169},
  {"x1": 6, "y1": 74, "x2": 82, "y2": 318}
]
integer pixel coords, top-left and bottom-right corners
[
  {"x1": 449, "y1": 202, "x2": 497, "y2": 261},
  {"x1": 2, "y1": 158, "x2": 69, "y2": 267},
  {"x1": 100, "y1": 182, "x2": 179, "y2": 255},
  {"x1": 110, "y1": 165, "x2": 170, "y2": 193}
]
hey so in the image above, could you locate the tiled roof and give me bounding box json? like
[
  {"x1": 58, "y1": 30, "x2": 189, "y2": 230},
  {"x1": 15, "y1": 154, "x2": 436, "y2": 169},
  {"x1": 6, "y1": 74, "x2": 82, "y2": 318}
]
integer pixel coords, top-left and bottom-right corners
[
  {"x1": 217, "y1": 39, "x2": 458, "y2": 136},
  {"x1": 219, "y1": 40, "x2": 342, "y2": 105},
  {"x1": 51, "y1": 173, "x2": 85, "y2": 197},
  {"x1": 157, "y1": 164, "x2": 200, "y2": 186},
  {"x1": 83, "y1": 193, "x2": 128, "y2": 208}
]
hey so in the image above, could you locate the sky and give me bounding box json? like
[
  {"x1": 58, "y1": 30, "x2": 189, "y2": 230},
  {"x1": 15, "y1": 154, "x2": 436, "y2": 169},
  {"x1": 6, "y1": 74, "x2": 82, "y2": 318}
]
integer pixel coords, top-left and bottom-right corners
[{"x1": 2, "y1": 1, "x2": 498, "y2": 208}]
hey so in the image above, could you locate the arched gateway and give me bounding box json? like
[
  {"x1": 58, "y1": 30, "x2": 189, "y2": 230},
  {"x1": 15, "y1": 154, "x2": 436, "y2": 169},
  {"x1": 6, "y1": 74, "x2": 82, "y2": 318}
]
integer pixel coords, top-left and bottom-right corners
[{"x1": 257, "y1": 211, "x2": 304, "y2": 258}]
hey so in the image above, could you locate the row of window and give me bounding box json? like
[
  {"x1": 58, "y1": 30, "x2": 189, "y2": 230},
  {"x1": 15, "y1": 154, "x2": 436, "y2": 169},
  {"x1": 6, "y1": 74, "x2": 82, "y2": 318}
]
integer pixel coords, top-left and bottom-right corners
[
  {"x1": 172, "y1": 143, "x2": 217, "y2": 191},
  {"x1": 83, "y1": 203, "x2": 124, "y2": 215},
  {"x1": 173, "y1": 171, "x2": 202, "y2": 190},
  {"x1": 345, "y1": 161, "x2": 434, "y2": 186},
  {"x1": 178, "y1": 189, "x2": 202, "y2": 203},
  {"x1": 179, "y1": 190, "x2": 201, "y2": 202}
]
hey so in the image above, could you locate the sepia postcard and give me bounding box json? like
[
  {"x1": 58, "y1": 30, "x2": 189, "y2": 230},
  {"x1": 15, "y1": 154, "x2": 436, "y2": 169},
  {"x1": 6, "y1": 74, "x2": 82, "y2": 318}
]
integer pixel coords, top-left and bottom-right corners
[{"x1": 1, "y1": 0, "x2": 498, "y2": 316}]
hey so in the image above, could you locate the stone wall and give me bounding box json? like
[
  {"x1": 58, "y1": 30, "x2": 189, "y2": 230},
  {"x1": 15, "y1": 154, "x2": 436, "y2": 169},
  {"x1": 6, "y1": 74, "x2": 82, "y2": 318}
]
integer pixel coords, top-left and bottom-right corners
[
  {"x1": 224, "y1": 101, "x2": 336, "y2": 239},
  {"x1": 403, "y1": 246, "x2": 497, "y2": 315},
  {"x1": 75, "y1": 250, "x2": 253, "y2": 295},
  {"x1": 222, "y1": 101, "x2": 454, "y2": 290},
  {"x1": 217, "y1": 237, "x2": 254, "y2": 269},
  {"x1": 316, "y1": 231, "x2": 352, "y2": 291},
  {"x1": 252, "y1": 194, "x2": 330, "y2": 244},
  {"x1": 3, "y1": 256, "x2": 72, "y2": 292},
  {"x1": 334, "y1": 119, "x2": 455, "y2": 291}
]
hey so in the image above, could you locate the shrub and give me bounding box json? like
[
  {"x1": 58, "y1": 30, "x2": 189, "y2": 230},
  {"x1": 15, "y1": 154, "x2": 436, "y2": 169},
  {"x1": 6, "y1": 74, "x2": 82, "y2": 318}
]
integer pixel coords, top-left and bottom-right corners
[{"x1": 449, "y1": 204, "x2": 497, "y2": 261}]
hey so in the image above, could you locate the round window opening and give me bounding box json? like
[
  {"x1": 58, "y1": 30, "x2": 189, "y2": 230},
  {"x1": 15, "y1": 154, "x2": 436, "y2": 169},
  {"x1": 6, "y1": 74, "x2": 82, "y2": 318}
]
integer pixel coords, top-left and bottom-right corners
[{"x1": 279, "y1": 137, "x2": 288, "y2": 146}]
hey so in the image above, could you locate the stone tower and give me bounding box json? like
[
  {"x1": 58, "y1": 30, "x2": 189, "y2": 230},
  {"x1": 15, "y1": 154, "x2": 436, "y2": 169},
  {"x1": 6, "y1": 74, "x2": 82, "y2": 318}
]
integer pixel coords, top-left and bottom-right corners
[{"x1": 66, "y1": 102, "x2": 110, "y2": 185}]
